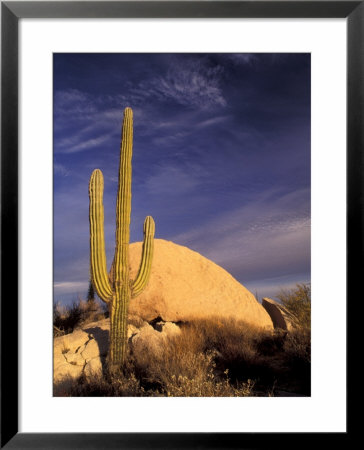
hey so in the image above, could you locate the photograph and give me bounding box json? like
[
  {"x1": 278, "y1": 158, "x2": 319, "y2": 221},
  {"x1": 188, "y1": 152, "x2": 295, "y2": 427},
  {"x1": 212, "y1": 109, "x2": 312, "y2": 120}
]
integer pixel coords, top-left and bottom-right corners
[{"x1": 52, "y1": 52, "x2": 311, "y2": 397}]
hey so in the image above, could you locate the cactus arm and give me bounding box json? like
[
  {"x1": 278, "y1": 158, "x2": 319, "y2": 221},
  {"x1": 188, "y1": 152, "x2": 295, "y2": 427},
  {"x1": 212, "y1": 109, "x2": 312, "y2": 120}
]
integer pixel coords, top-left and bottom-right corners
[
  {"x1": 132, "y1": 215, "x2": 155, "y2": 297},
  {"x1": 89, "y1": 169, "x2": 113, "y2": 303}
]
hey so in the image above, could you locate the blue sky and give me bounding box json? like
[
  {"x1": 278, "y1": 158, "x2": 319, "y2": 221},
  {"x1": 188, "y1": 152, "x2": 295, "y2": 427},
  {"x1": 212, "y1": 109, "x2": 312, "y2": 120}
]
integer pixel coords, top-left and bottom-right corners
[{"x1": 53, "y1": 53, "x2": 310, "y2": 305}]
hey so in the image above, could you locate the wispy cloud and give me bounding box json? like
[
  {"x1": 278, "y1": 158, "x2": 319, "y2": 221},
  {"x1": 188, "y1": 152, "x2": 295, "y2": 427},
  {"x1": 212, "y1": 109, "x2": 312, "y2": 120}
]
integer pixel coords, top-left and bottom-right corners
[
  {"x1": 136, "y1": 110, "x2": 232, "y2": 150},
  {"x1": 195, "y1": 115, "x2": 231, "y2": 129},
  {"x1": 171, "y1": 187, "x2": 310, "y2": 284},
  {"x1": 54, "y1": 281, "x2": 89, "y2": 295},
  {"x1": 54, "y1": 163, "x2": 69, "y2": 176},
  {"x1": 119, "y1": 57, "x2": 227, "y2": 110},
  {"x1": 245, "y1": 274, "x2": 310, "y2": 301},
  {"x1": 151, "y1": 60, "x2": 226, "y2": 108},
  {"x1": 144, "y1": 163, "x2": 204, "y2": 196},
  {"x1": 54, "y1": 90, "x2": 123, "y2": 154},
  {"x1": 227, "y1": 54, "x2": 258, "y2": 65},
  {"x1": 62, "y1": 133, "x2": 112, "y2": 154},
  {"x1": 54, "y1": 88, "x2": 97, "y2": 118},
  {"x1": 53, "y1": 56, "x2": 230, "y2": 156}
]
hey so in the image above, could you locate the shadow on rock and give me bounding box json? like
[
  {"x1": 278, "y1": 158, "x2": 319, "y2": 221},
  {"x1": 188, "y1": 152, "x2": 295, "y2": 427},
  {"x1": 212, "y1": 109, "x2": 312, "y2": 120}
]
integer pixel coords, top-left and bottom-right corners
[{"x1": 84, "y1": 326, "x2": 109, "y2": 377}]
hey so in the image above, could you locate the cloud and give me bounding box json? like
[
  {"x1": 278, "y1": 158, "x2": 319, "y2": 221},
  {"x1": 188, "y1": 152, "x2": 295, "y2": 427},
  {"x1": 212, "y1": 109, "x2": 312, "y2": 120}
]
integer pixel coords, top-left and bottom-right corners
[
  {"x1": 144, "y1": 163, "x2": 203, "y2": 196},
  {"x1": 171, "y1": 187, "x2": 310, "y2": 284},
  {"x1": 54, "y1": 89, "x2": 123, "y2": 154},
  {"x1": 53, "y1": 281, "x2": 89, "y2": 295},
  {"x1": 195, "y1": 115, "x2": 231, "y2": 129},
  {"x1": 135, "y1": 111, "x2": 232, "y2": 150},
  {"x1": 152, "y1": 62, "x2": 226, "y2": 108},
  {"x1": 244, "y1": 274, "x2": 310, "y2": 301},
  {"x1": 54, "y1": 88, "x2": 97, "y2": 118},
  {"x1": 227, "y1": 54, "x2": 258, "y2": 65},
  {"x1": 151, "y1": 131, "x2": 191, "y2": 148},
  {"x1": 62, "y1": 133, "x2": 112, "y2": 154},
  {"x1": 120, "y1": 57, "x2": 227, "y2": 110},
  {"x1": 54, "y1": 163, "x2": 69, "y2": 176},
  {"x1": 53, "y1": 55, "x2": 231, "y2": 156}
]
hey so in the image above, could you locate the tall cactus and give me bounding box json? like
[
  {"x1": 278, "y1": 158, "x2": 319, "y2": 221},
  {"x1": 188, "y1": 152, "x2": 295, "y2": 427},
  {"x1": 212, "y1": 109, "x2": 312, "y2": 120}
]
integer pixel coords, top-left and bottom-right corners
[{"x1": 88, "y1": 107, "x2": 155, "y2": 369}]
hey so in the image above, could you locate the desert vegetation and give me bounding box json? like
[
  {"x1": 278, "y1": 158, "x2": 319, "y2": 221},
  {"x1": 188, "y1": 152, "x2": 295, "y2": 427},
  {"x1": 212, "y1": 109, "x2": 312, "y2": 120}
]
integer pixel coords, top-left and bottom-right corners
[
  {"x1": 53, "y1": 283, "x2": 311, "y2": 397},
  {"x1": 53, "y1": 297, "x2": 107, "y2": 337},
  {"x1": 277, "y1": 283, "x2": 311, "y2": 331}
]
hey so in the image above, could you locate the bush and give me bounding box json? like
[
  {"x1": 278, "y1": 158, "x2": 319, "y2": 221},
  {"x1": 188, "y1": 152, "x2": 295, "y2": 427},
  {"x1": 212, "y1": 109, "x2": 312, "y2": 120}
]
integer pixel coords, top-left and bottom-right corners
[
  {"x1": 53, "y1": 297, "x2": 107, "y2": 336},
  {"x1": 130, "y1": 318, "x2": 256, "y2": 397},
  {"x1": 276, "y1": 283, "x2": 311, "y2": 330}
]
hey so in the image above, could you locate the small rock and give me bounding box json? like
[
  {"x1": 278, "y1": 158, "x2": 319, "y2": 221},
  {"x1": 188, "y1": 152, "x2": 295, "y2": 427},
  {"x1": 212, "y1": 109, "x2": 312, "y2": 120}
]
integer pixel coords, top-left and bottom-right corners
[
  {"x1": 262, "y1": 298, "x2": 295, "y2": 331},
  {"x1": 162, "y1": 322, "x2": 181, "y2": 337}
]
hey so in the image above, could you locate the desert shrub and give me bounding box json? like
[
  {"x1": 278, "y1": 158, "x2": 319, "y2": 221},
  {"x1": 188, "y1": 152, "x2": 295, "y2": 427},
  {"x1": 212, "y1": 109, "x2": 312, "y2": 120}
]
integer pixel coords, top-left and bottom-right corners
[
  {"x1": 276, "y1": 283, "x2": 311, "y2": 330},
  {"x1": 53, "y1": 302, "x2": 65, "y2": 337},
  {"x1": 53, "y1": 298, "x2": 107, "y2": 336},
  {"x1": 179, "y1": 316, "x2": 261, "y2": 356},
  {"x1": 131, "y1": 317, "x2": 261, "y2": 396},
  {"x1": 154, "y1": 352, "x2": 254, "y2": 397},
  {"x1": 80, "y1": 298, "x2": 107, "y2": 324},
  {"x1": 53, "y1": 301, "x2": 83, "y2": 335},
  {"x1": 67, "y1": 372, "x2": 146, "y2": 397},
  {"x1": 179, "y1": 316, "x2": 310, "y2": 395},
  {"x1": 86, "y1": 280, "x2": 95, "y2": 302},
  {"x1": 177, "y1": 317, "x2": 273, "y2": 383},
  {"x1": 59, "y1": 356, "x2": 159, "y2": 397},
  {"x1": 62, "y1": 346, "x2": 254, "y2": 397},
  {"x1": 284, "y1": 328, "x2": 311, "y2": 364}
]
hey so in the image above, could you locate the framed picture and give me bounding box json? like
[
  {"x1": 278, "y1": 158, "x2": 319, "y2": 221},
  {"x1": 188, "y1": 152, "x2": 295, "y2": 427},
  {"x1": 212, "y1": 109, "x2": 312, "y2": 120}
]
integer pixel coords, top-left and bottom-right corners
[{"x1": 1, "y1": 1, "x2": 358, "y2": 448}]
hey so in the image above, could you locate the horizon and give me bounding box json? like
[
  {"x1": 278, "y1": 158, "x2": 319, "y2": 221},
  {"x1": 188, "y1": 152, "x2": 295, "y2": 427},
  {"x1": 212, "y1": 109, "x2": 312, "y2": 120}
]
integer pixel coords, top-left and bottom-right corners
[{"x1": 53, "y1": 53, "x2": 310, "y2": 306}]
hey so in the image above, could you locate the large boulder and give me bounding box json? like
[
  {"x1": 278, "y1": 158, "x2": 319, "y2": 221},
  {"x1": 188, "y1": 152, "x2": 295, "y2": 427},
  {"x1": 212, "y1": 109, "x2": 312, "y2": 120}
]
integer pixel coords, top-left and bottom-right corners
[{"x1": 128, "y1": 239, "x2": 273, "y2": 330}]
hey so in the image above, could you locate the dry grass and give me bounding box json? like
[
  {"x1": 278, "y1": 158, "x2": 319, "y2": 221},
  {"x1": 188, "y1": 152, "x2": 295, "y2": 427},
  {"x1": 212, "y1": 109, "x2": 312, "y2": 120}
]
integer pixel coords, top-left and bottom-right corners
[
  {"x1": 131, "y1": 317, "x2": 257, "y2": 397},
  {"x1": 55, "y1": 314, "x2": 310, "y2": 397}
]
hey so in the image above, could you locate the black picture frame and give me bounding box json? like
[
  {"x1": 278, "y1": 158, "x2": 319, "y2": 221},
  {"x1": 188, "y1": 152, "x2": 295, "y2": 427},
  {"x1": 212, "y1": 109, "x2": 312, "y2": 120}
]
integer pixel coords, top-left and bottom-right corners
[{"x1": 1, "y1": 1, "x2": 359, "y2": 448}]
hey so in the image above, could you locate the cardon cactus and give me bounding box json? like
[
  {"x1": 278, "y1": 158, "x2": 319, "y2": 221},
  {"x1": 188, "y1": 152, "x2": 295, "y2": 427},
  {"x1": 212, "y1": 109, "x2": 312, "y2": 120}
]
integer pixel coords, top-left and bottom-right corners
[{"x1": 88, "y1": 107, "x2": 155, "y2": 368}]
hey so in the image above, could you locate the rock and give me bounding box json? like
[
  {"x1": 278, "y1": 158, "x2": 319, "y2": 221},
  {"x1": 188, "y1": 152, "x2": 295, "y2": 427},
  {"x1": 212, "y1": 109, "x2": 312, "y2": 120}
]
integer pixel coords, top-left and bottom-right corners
[
  {"x1": 53, "y1": 318, "x2": 182, "y2": 384},
  {"x1": 83, "y1": 356, "x2": 103, "y2": 378},
  {"x1": 129, "y1": 321, "x2": 182, "y2": 368},
  {"x1": 53, "y1": 318, "x2": 110, "y2": 383},
  {"x1": 160, "y1": 321, "x2": 181, "y2": 337},
  {"x1": 129, "y1": 324, "x2": 165, "y2": 364},
  {"x1": 262, "y1": 297, "x2": 295, "y2": 331},
  {"x1": 127, "y1": 239, "x2": 273, "y2": 330}
]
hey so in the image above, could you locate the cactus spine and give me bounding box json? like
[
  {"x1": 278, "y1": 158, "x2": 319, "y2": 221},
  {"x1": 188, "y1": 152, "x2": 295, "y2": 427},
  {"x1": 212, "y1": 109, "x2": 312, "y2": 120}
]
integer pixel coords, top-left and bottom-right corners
[{"x1": 88, "y1": 107, "x2": 155, "y2": 368}]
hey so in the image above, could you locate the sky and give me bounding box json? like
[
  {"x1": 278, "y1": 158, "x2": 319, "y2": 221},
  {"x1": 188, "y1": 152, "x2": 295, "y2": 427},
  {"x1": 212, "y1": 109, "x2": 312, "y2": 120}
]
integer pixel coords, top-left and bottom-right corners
[{"x1": 53, "y1": 53, "x2": 310, "y2": 306}]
